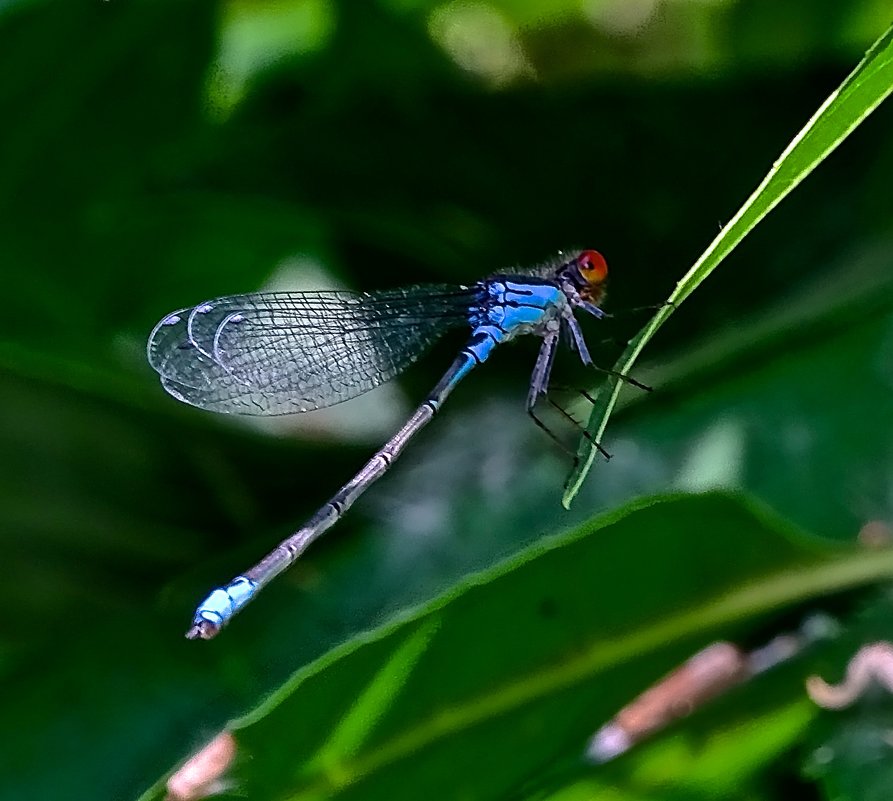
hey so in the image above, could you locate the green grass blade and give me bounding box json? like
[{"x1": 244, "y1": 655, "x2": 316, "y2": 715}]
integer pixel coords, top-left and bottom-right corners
[{"x1": 563, "y1": 21, "x2": 893, "y2": 507}]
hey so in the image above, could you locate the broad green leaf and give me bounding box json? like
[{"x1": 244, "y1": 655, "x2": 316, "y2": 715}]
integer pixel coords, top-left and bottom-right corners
[
  {"x1": 534, "y1": 696, "x2": 815, "y2": 800},
  {"x1": 136, "y1": 494, "x2": 893, "y2": 801},
  {"x1": 564, "y1": 20, "x2": 893, "y2": 505}
]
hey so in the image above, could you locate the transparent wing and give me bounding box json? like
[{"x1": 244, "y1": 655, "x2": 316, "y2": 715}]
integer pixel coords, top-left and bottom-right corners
[{"x1": 147, "y1": 286, "x2": 476, "y2": 415}]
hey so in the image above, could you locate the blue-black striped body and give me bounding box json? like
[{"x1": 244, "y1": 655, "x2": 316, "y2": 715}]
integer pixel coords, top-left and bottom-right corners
[
  {"x1": 147, "y1": 250, "x2": 609, "y2": 638},
  {"x1": 429, "y1": 276, "x2": 569, "y2": 400}
]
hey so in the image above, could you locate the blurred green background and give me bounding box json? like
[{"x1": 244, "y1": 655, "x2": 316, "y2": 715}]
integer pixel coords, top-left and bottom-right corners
[{"x1": 2, "y1": 1, "x2": 893, "y2": 799}]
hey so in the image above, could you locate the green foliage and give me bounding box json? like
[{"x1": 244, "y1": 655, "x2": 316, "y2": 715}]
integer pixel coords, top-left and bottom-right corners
[
  {"x1": 2, "y1": 2, "x2": 893, "y2": 801},
  {"x1": 136, "y1": 494, "x2": 893, "y2": 801},
  {"x1": 565, "y1": 22, "x2": 893, "y2": 503}
]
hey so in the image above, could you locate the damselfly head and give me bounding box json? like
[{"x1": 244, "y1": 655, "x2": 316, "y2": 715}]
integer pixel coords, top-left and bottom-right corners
[{"x1": 568, "y1": 249, "x2": 608, "y2": 302}]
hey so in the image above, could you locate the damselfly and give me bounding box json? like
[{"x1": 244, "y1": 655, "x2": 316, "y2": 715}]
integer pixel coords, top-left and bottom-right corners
[{"x1": 148, "y1": 249, "x2": 610, "y2": 639}]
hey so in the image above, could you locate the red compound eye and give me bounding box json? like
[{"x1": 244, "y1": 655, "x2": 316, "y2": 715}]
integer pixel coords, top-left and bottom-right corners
[{"x1": 576, "y1": 249, "x2": 608, "y2": 284}]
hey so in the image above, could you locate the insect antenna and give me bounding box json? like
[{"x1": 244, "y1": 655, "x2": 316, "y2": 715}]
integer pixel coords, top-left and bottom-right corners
[{"x1": 601, "y1": 299, "x2": 676, "y2": 319}]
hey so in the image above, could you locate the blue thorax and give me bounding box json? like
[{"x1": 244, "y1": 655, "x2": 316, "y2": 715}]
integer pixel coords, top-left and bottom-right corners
[{"x1": 466, "y1": 276, "x2": 566, "y2": 364}]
